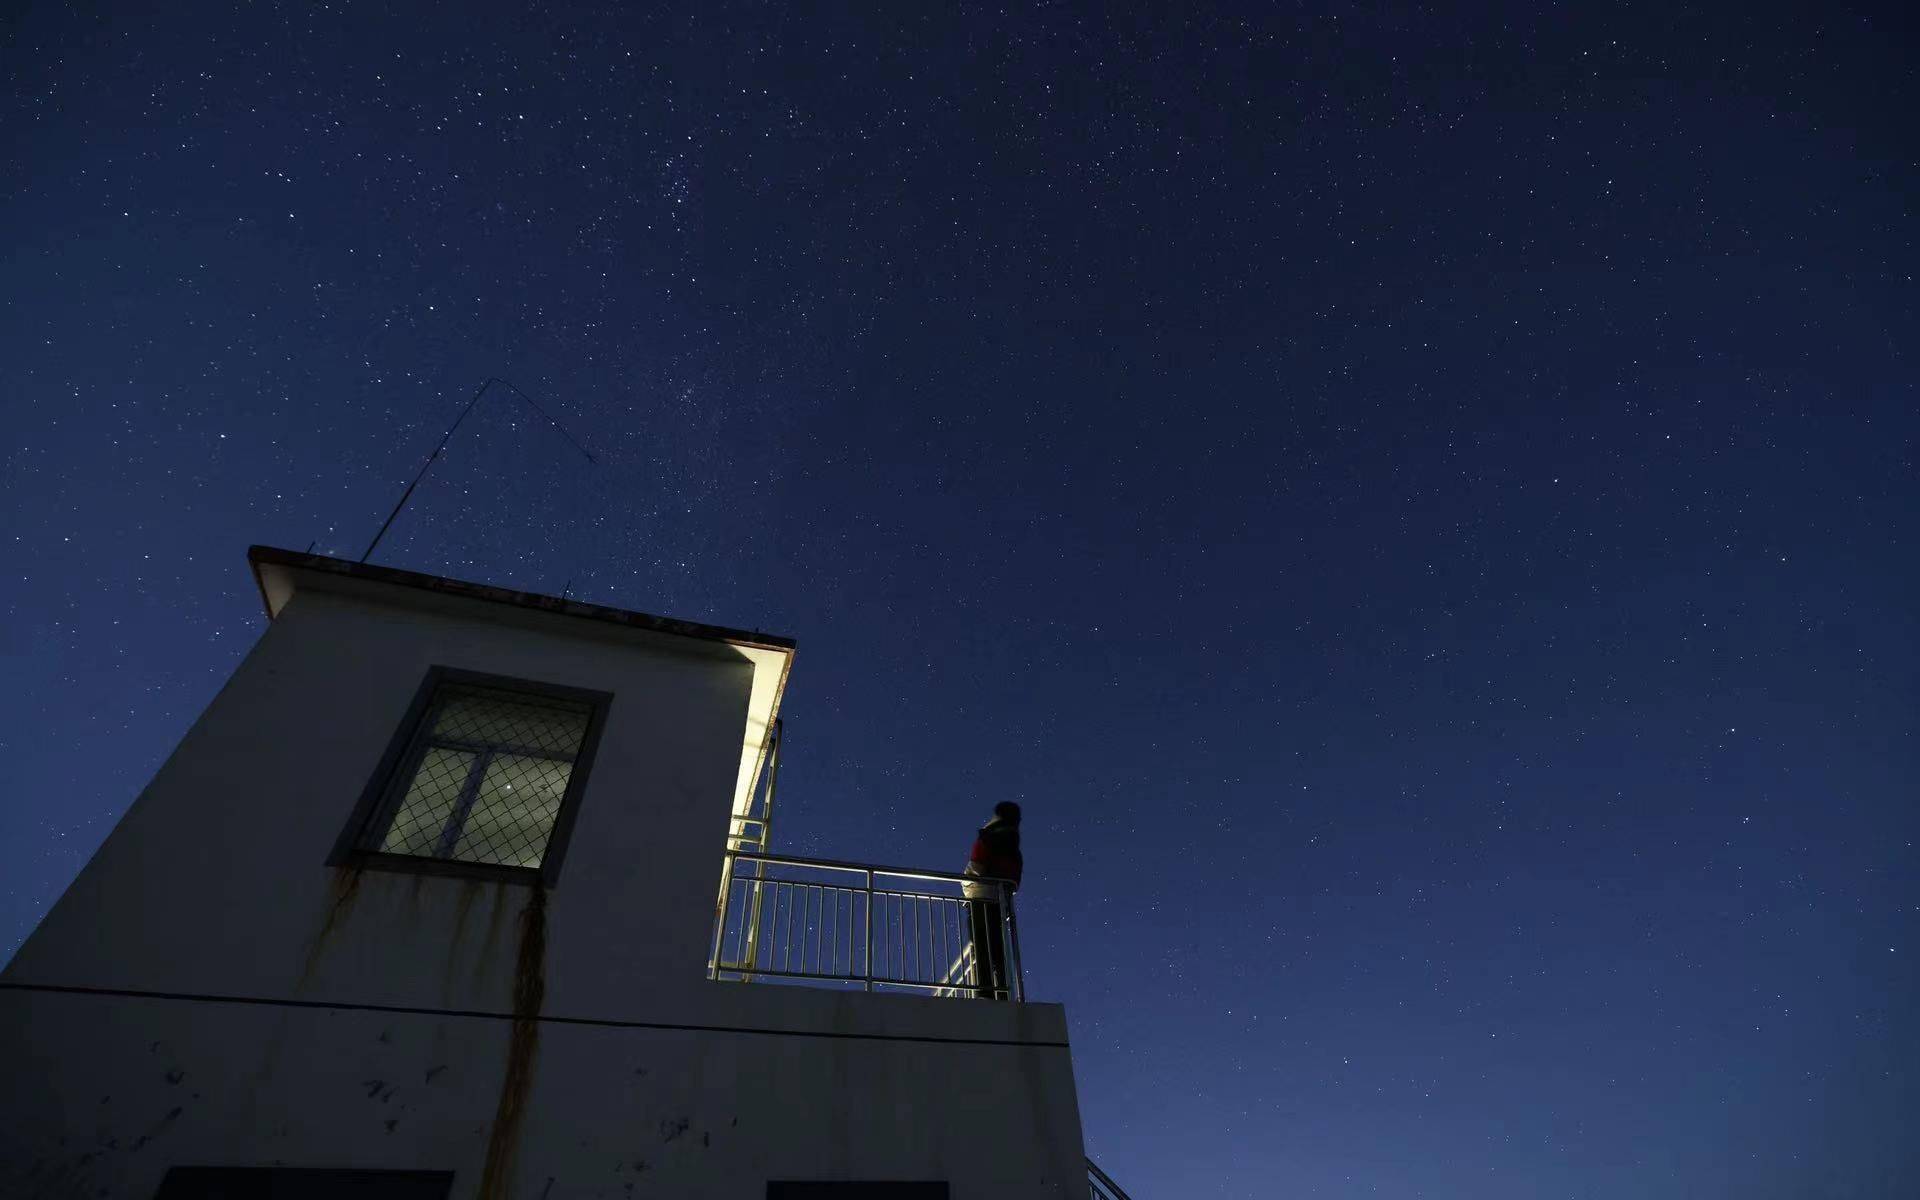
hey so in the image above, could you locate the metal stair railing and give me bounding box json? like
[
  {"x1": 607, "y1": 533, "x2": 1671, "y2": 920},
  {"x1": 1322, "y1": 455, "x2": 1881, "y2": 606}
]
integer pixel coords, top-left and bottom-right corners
[{"x1": 1088, "y1": 1157, "x2": 1135, "y2": 1200}]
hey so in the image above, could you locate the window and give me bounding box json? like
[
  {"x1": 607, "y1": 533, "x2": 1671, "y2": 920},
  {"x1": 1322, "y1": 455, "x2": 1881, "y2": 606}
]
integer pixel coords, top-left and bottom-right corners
[
  {"x1": 342, "y1": 668, "x2": 610, "y2": 883},
  {"x1": 155, "y1": 1167, "x2": 453, "y2": 1198}
]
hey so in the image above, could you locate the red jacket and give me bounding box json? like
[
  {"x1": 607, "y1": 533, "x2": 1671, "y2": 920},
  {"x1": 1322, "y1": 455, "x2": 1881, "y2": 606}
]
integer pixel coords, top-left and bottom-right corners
[{"x1": 966, "y1": 817, "x2": 1023, "y2": 890}]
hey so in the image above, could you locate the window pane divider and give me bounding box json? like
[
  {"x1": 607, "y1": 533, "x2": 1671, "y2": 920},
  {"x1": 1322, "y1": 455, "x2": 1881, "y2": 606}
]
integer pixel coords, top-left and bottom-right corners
[{"x1": 434, "y1": 747, "x2": 495, "y2": 858}]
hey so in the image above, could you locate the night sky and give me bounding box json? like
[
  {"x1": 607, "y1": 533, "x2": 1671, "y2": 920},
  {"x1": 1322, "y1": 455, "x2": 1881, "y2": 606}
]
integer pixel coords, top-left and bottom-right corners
[{"x1": 4, "y1": 3, "x2": 1917, "y2": 1196}]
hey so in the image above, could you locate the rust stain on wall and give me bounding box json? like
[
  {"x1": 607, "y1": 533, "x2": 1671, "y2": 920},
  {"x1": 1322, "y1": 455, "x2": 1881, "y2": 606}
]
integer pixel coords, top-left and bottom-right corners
[
  {"x1": 451, "y1": 878, "x2": 482, "y2": 939},
  {"x1": 476, "y1": 884, "x2": 547, "y2": 1200},
  {"x1": 297, "y1": 865, "x2": 365, "y2": 987},
  {"x1": 475, "y1": 881, "x2": 510, "y2": 985},
  {"x1": 441, "y1": 879, "x2": 484, "y2": 1002}
]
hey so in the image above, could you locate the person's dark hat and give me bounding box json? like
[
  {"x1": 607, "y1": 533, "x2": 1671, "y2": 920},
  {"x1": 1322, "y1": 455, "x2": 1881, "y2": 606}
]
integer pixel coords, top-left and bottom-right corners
[{"x1": 993, "y1": 801, "x2": 1022, "y2": 823}]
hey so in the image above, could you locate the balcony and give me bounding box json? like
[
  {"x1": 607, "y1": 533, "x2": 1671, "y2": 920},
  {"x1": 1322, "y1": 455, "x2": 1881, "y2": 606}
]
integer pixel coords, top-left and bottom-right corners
[{"x1": 709, "y1": 852, "x2": 1026, "y2": 1001}]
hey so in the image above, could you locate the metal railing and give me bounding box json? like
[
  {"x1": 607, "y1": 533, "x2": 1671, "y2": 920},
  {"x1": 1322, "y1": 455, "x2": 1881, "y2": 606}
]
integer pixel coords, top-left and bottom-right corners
[
  {"x1": 1087, "y1": 1158, "x2": 1136, "y2": 1200},
  {"x1": 709, "y1": 851, "x2": 1025, "y2": 1001}
]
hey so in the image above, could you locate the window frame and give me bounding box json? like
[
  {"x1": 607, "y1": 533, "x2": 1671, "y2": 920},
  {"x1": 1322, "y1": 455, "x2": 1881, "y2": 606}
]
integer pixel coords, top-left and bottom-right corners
[{"x1": 333, "y1": 665, "x2": 612, "y2": 887}]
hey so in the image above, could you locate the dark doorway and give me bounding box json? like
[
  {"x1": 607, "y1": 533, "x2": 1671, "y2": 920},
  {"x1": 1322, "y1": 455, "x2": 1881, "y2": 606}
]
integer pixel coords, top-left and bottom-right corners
[
  {"x1": 154, "y1": 1167, "x2": 454, "y2": 1199},
  {"x1": 767, "y1": 1185, "x2": 951, "y2": 1199}
]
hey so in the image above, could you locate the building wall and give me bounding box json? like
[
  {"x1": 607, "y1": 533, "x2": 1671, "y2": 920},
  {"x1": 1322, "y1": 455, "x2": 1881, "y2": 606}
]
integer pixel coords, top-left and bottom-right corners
[
  {"x1": 5, "y1": 582, "x2": 757, "y2": 1012},
  {"x1": 0, "y1": 576, "x2": 1086, "y2": 1198},
  {"x1": 0, "y1": 988, "x2": 1086, "y2": 1200}
]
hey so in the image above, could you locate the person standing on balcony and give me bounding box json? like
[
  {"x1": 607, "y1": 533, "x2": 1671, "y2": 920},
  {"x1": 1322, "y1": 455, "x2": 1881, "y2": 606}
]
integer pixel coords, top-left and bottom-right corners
[{"x1": 963, "y1": 801, "x2": 1023, "y2": 999}]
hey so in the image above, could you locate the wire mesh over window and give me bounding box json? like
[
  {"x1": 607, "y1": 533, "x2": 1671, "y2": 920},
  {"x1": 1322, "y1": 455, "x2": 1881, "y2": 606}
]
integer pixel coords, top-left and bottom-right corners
[{"x1": 368, "y1": 683, "x2": 592, "y2": 871}]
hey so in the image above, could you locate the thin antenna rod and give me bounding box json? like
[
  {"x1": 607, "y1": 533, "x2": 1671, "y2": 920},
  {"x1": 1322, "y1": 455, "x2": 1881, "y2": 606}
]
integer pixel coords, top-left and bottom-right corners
[
  {"x1": 497, "y1": 378, "x2": 597, "y2": 465},
  {"x1": 360, "y1": 376, "x2": 595, "y2": 563}
]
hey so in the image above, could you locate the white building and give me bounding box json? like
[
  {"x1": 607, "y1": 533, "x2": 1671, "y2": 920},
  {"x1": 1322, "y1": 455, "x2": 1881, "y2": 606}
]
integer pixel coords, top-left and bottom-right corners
[{"x1": 0, "y1": 546, "x2": 1110, "y2": 1200}]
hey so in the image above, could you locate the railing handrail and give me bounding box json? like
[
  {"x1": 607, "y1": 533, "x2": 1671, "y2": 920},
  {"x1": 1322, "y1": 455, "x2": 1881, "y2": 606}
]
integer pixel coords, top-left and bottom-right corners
[{"x1": 725, "y1": 849, "x2": 1017, "y2": 889}]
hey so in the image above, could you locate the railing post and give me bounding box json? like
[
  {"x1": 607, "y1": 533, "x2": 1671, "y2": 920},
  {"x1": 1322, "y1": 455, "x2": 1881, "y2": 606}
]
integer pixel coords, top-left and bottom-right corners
[
  {"x1": 710, "y1": 851, "x2": 736, "y2": 979},
  {"x1": 862, "y1": 868, "x2": 874, "y2": 992},
  {"x1": 759, "y1": 717, "x2": 782, "y2": 851},
  {"x1": 1002, "y1": 884, "x2": 1026, "y2": 1003},
  {"x1": 741, "y1": 859, "x2": 768, "y2": 980}
]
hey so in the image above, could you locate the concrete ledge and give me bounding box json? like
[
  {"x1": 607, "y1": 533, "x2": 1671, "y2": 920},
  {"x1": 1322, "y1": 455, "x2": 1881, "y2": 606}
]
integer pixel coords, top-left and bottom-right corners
[{"x1": 0, "y1": 980, "x2": 1072, "y2": 1050}]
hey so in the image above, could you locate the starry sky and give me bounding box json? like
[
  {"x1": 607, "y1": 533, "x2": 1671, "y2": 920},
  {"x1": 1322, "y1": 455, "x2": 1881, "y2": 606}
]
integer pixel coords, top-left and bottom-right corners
[{"x1": 4, "y1": 3, "x2": 1916, "y2": 1196}]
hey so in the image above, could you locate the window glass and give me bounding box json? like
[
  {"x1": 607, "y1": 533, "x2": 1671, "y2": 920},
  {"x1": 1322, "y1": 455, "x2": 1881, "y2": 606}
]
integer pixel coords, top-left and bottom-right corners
[{"x1": 366, "y1": 682, "x2": 593, "y2": 872}]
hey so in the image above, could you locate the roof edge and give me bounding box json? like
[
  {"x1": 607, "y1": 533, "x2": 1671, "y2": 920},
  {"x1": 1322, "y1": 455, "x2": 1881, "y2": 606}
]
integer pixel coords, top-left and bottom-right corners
[{"x1": 246, "y1": 545, "x2": 796, "y2": 653}]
